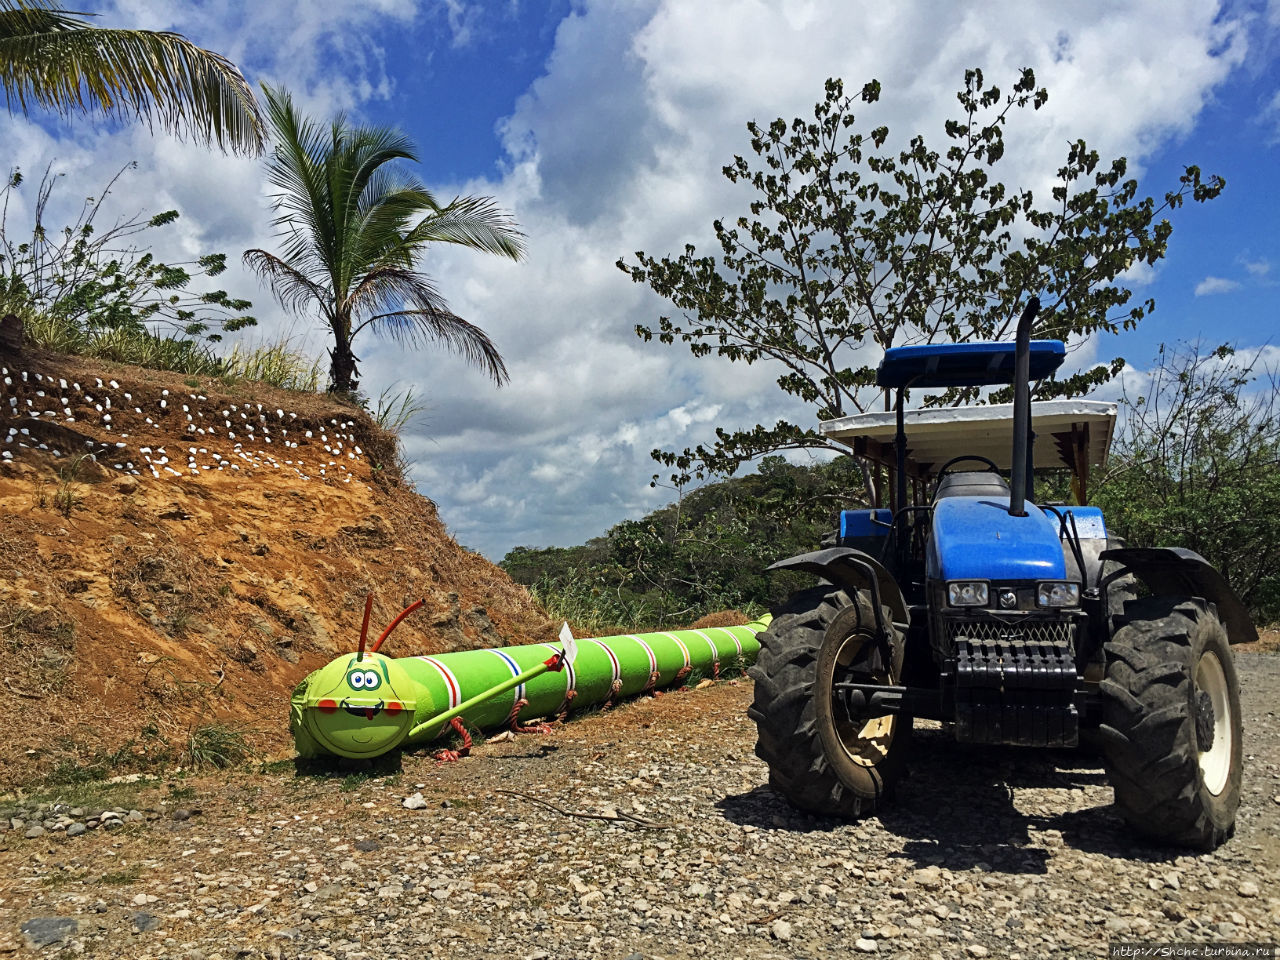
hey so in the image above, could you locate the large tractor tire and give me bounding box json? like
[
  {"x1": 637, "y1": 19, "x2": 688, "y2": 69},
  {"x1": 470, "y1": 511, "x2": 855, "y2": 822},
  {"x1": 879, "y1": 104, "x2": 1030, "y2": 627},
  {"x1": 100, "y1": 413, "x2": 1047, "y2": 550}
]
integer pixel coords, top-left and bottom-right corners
[
  {"x1": 748, "y1": 586, "x2": 910, "y2": 818},
  {"x1": 1099, "y1": 596, "x2": 1243, "y2": 850}
]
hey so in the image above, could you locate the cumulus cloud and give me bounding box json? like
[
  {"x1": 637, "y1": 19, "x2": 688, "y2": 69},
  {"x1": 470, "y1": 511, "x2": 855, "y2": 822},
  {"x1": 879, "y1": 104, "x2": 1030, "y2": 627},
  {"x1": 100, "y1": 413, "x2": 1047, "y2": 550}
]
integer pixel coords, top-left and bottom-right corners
[
  {"x1": 2, "y1": 0, "x2": 1269, "y2": 559},
  {"x1": 397, "y1": 0, "x2": 1256, "y2": 557},
  {"x1": 1195, "y1": 276, "x2": 1242, "y2": 295}
]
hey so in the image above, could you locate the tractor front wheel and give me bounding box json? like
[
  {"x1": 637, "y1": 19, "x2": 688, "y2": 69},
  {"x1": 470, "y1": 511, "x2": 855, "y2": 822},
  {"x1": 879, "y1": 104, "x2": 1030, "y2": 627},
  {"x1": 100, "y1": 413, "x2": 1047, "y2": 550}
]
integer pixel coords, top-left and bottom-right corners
[
  {"x1": 1099, "y1": 596, "x2": 1243, "y2": 850},
  {"x1": 748, "y1": 586, "x2": 910, "y2": 818}
]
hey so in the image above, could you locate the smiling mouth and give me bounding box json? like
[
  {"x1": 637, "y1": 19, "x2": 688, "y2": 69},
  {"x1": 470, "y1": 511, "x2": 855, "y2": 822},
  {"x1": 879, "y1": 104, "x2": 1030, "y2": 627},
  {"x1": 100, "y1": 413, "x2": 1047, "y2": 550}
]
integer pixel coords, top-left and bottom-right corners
[{"x1": 342, "y1": 698, "x2": 384, "y2": 720}]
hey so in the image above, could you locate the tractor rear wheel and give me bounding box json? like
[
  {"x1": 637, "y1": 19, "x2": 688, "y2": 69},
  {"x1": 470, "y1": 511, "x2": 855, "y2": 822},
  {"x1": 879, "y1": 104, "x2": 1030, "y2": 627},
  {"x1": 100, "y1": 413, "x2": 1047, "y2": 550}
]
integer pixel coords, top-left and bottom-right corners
[
  {"x1": 748, "y1": 586, "x2": 910, "y2": 817},
  {"x1": 1099, "y1": 596, "x2": 1242, "y2": 850}
]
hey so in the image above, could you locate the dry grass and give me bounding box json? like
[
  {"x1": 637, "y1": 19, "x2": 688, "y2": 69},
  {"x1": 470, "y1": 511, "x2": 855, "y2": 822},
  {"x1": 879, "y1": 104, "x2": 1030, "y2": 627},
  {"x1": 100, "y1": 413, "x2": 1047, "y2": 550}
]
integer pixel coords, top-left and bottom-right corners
[
  {"x1": 0, "y1": 602, "x2": 77, "y2": 695},
  {"x1": 1236, "y1": 625, "x2": 1280, "y2": 655},
  {"x1": 688, "y1": 609, "x2": 750, "y2": 630}
]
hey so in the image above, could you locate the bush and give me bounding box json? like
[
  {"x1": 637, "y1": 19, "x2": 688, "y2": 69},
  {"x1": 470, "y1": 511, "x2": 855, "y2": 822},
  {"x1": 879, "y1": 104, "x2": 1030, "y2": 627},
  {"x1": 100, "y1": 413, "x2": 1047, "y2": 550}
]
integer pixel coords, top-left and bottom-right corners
[
  {"x1": 1, "y1": 164, "x2": 254, "y2": 342},
  {"x1": 1094, "y1": 343, "x2": 1280, "y2": 623}
]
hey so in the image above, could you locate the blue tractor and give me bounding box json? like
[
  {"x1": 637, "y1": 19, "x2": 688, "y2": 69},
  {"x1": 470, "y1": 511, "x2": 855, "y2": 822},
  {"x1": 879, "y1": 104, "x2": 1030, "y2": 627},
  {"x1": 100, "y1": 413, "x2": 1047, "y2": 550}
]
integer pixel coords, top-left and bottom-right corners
[{"x1": 748, "y1": 299, "x2": 1255, "y2": 850}]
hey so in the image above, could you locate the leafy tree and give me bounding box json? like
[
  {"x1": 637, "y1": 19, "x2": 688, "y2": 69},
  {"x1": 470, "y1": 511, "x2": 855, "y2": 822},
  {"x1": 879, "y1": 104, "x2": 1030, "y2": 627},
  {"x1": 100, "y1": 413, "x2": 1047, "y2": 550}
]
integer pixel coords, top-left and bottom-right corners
[
  {"x1": 0, "y1": 163, "x2": 256, "y2": 341},
  {"x1": 618, "y1": 69, "x2": 1223, "y2": 485},
  {"x1": 245, "y1": 85, "x2": 525, "y2": 394},
  {"x1": 0, "y1": 0, "x2": 263, "y2": 153},
  {"x1": 1095, "y1": 343, "x2": 1280, "y2": 623}
]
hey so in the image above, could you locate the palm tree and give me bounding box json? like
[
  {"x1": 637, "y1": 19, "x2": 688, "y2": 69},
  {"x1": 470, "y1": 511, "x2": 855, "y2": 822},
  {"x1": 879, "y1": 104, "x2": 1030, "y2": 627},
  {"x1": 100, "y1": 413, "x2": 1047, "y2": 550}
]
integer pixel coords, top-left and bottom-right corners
[
  {"x1": 245, "y1": 85, "x2": 524, "y2": 394},
  {"x1": 0, "y1": 0, "x2": 263, "y2": 153}
]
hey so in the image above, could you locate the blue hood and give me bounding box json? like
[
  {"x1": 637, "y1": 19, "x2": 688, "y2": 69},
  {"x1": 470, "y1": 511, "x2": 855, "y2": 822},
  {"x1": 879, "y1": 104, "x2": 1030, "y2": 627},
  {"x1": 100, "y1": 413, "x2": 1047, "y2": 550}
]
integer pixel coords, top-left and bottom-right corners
[{"x1": 928, "y1": 496, "x2": 1066, "y2": 581}]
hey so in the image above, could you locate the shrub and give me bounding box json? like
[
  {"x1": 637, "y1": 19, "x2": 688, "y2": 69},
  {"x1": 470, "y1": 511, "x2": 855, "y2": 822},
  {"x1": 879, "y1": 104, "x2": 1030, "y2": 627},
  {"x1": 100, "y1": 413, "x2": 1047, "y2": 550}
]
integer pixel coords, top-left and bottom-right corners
[{"x1": 1095, "y1": 343, "x2": 1280, "y2": 623}]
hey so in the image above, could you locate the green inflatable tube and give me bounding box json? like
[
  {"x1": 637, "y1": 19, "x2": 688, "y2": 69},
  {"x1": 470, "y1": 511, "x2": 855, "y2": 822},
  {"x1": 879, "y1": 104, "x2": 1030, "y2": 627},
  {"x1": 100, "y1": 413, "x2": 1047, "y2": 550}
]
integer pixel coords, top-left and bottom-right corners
[{"x1": 290, "y1": 617, "x2": 768, "y2": 760}]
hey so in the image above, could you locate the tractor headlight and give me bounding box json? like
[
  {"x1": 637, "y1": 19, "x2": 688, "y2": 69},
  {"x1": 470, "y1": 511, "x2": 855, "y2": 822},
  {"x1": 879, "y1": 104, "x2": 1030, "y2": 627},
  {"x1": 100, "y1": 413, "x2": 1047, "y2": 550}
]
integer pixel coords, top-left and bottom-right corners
[
  {"x1": 947, "y1": 581, "x2": 989, "y2": 607},
  {"x1": 1036, "y1": 581, "x2": 1081, "y2": 608}
]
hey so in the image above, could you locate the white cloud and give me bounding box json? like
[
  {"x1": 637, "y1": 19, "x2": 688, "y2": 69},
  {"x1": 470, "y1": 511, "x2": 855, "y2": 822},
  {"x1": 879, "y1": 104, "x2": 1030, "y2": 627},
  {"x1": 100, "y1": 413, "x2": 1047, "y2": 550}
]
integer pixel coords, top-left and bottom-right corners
[
  {"x1": 1195, "y1": 275, "x2": 1242, "y2": 295},
  {"x1": 407, "y1": 0, "x2": 1257, "y2": 556},
  {"x1": 1263, "y1": 88, "x2": 1280, "y2": 143},
  {"x1": 1241, "y1": 256, "x2": 1272, "y2": 277}
]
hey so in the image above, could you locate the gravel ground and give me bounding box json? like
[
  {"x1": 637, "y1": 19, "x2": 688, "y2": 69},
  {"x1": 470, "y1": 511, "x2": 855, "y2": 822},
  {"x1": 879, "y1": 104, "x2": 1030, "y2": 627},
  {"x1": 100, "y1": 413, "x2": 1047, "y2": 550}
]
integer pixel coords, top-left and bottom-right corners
[{"x1": 2, "y1": 655, "x2": 1278, "y2": 960}]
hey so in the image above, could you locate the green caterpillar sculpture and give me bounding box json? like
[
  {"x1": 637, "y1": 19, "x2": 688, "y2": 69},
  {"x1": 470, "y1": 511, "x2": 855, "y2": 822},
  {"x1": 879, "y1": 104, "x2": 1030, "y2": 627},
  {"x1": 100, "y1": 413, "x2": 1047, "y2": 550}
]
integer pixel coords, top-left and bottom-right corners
[{"x1": 290, "y1": 597, "x2": 768, "y2": 761}]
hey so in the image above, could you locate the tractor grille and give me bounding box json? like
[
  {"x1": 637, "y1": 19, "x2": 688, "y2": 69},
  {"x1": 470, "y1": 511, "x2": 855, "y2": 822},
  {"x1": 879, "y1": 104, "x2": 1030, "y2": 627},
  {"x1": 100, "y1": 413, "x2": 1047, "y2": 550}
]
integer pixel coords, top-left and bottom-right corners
[
  {"x1": 942, "y1": 615, "x2": 1080, "y2": 748},
  {"x1": 944, "y1": 616, "x2": 1074, "y2": 647}
]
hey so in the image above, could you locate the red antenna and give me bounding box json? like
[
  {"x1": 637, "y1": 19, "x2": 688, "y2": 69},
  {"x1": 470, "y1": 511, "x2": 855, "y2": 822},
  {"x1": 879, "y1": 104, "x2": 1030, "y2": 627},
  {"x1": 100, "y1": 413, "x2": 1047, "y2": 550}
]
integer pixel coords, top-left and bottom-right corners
[
  {"x1": 371, "y1": 599, "x2": 425, "y2": 654},
  {"x1": 357, "y1": 593, "x2": 374, "y2": 661}
]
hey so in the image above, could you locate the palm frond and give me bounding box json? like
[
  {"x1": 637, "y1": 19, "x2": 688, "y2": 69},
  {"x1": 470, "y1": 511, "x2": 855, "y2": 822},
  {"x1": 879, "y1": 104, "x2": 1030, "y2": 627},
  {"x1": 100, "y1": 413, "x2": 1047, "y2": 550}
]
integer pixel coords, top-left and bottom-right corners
[
  {"x1": 0, "y1": 1, "x2": 264, "y2": 153},
  {"x1": 357, "y1": 287, "x2": 510, "y2": 387},
  {"x1": 409, "y1": 194, "x2": 526, "y2": 259},
  {"x1": 242, "y1": 248, "x2": 327, "y2": 318},
  {"x1": 347, "y1": 265, "x2": 508, "y2": 386},
  {"x1": 390, "y1": 306, "x2": 509, "y2": 385}
]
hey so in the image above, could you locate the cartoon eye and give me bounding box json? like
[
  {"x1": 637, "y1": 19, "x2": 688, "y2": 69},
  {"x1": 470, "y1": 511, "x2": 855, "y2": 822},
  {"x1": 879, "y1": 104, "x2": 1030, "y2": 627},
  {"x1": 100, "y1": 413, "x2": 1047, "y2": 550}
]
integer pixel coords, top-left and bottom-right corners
[
  {"x1": 349, "y1": 671, "x2": 366, "y2": 689},
  {"x1": 362, "y1": 670, "x2": 380, "y2": 690}
]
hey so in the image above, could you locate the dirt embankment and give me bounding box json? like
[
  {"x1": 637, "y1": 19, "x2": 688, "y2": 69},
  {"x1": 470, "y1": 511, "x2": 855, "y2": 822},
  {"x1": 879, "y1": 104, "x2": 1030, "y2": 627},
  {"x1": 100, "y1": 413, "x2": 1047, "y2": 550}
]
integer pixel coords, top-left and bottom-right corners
[{"x1": 0, "y1": 347, "x2": 556, "y2": 784}]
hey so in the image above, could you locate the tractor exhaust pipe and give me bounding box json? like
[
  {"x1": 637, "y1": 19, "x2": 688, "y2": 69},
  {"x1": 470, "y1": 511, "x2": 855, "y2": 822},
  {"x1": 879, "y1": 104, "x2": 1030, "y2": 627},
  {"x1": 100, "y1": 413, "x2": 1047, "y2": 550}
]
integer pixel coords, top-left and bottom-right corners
[{"x1": 1008, "y1": 296, "x2": 1041, "y2": 518}]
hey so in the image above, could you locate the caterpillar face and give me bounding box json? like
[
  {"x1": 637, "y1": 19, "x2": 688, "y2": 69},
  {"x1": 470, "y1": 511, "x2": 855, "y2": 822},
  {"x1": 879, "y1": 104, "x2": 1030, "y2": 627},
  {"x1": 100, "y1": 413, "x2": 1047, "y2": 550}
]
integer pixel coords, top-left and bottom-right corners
[{"x1": 300, "y1": 653, "x2": 426, "y2": 758}]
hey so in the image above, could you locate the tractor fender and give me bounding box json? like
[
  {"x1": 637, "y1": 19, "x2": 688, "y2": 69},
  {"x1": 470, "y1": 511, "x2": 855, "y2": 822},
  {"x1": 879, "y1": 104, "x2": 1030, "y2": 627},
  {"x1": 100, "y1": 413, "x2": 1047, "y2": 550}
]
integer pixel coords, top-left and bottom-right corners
[
  {"x1": 767, "y1": 547, "x2": 910, "y2": 629},
  {"x1": 1099, "y1": 547, "x2": 1257, "y2": 645}
]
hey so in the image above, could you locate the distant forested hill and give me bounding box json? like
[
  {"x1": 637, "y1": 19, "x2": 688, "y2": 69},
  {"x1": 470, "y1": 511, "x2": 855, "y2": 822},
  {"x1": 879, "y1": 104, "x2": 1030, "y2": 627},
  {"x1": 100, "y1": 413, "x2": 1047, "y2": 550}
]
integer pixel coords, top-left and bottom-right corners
[{"x1": 500, "y1": 455, "x2": 866, "y2": 632}]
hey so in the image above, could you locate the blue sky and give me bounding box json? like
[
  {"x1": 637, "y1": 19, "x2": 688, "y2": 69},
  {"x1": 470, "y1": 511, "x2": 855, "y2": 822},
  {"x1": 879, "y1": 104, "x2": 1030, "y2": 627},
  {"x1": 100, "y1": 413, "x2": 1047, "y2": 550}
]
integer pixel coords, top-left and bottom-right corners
[{"x1": 4, "y1": 1, "x2": 1279, "y2": 559}]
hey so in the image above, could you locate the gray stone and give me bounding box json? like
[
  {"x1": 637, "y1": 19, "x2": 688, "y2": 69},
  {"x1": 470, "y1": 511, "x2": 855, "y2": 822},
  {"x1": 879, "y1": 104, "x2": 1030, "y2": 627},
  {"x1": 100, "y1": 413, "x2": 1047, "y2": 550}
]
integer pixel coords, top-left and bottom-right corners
[
  {"x1": 132, "y1": 910, "x2": 161, "y2": 932},
  {"x1": 24, "y1": 825, "x2": 44, "y2": 838},
  {"x1": 21, "y1": 916, "x2": 79, "y2": 948},
  {"x1": 66, "y1": 822, "x2": 86, "y2": 838}
]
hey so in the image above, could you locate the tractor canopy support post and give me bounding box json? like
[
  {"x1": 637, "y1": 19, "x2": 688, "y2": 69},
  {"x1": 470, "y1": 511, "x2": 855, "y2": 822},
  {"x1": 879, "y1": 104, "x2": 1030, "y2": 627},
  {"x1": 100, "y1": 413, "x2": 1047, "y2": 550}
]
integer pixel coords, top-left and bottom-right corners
[
  {"x1": 894, "y1": 386, "x2": 907, "y2": 513},
  {"x1": 894, "y1": 386, "x2": 908, "y2": 559},
  {"x1": 1008, "y1": 297, "x2": 1041, "y2": 517}
]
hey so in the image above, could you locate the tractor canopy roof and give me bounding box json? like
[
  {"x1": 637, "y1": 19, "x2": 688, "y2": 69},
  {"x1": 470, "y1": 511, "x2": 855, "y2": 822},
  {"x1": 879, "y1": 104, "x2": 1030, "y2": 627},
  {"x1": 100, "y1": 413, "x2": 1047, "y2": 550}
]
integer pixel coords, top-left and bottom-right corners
[
  {"x1": 820, "y1": 399, "x2": 1116, "y2": 476},
  {"x1": 876, "y1": 340, "x2": 1066, "y2": 388}
]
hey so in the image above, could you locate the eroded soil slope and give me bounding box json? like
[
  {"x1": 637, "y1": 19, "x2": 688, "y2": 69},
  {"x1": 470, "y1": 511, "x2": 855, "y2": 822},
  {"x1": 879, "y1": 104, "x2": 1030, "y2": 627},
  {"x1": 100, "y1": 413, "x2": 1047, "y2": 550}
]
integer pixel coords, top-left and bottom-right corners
[{"x1": 0, "y1": 347, "x2": 555, "y2": 783}]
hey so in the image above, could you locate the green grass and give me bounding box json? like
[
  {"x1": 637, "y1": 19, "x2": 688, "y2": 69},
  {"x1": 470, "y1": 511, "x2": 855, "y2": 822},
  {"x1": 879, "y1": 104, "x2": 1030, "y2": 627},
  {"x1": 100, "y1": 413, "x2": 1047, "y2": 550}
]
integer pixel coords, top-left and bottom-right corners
[
  {"x1": 41, "y1": 870, "x2": 88, "y2": 888},
  {"x1": 186, "y1": 724, "x2": 249, "y2": 769},
  {"x1": 221, "y1": 339, "x2": 323, "y2": 391},
  {"x1": 22, "y1": 776, "x2": 148, "y2": 812},
  {"x1": 22, "y1": 310, "x2": 326, "y2": 393},
  {"x1": 369, "y1": 385, "x2": 425, "y2": 433},
  {"x1": 100, "y1": 866, "x2": 142, "y2": 886},
  {"x1": 23, "y1": 312, "x2": 227, "y2": 377}
]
